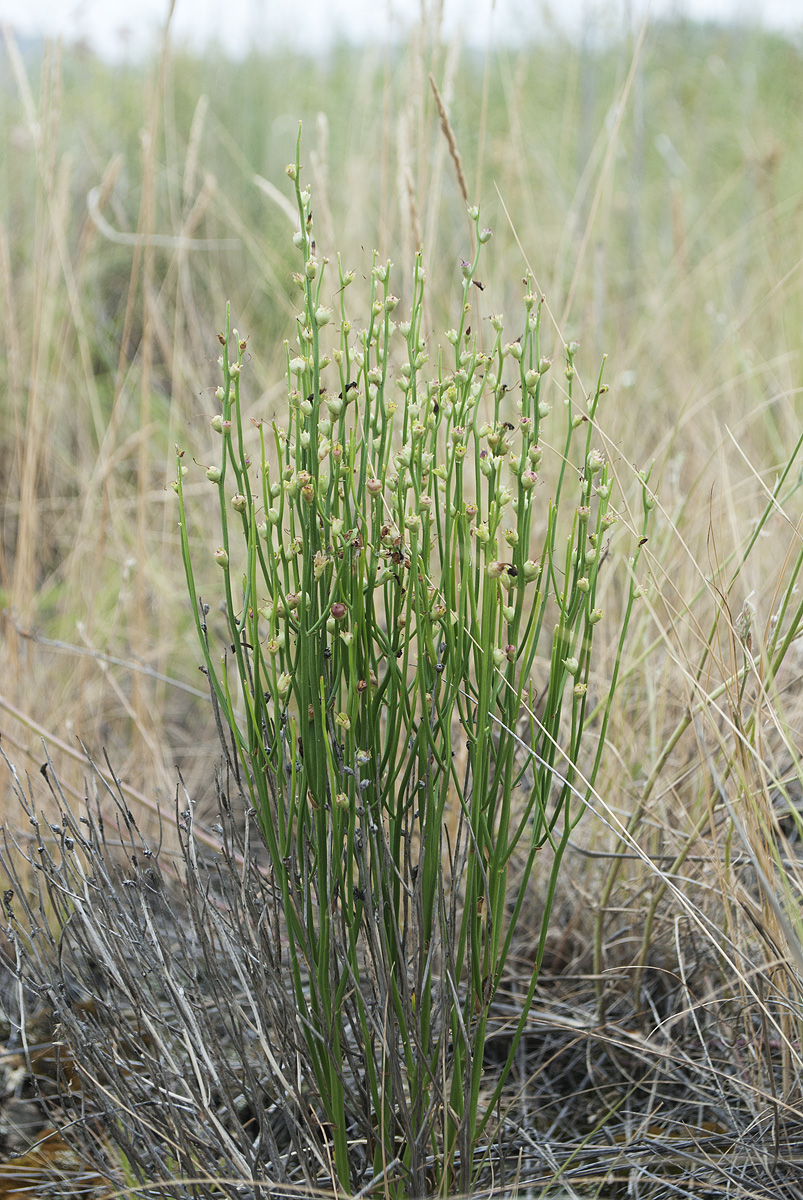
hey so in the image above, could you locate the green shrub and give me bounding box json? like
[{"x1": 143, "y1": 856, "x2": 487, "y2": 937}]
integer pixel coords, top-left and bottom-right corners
[{"x1": 175, "y1": 131, "x2": 651, "y2": 1195}]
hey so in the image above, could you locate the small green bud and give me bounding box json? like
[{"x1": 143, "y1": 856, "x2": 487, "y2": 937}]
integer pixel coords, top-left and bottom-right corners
[{"x1": 206, "y1": 465, "x2": 222, "y2": 483}]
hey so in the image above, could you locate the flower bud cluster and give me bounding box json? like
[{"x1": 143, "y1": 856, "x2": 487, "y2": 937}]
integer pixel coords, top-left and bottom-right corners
[{"x1": 179, "y1": 207, "x2": 631, "y2": 788}]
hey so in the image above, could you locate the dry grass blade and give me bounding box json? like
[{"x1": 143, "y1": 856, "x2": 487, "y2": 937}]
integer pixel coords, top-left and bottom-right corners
[{"x1": 428, "y1": 71, "x2": 470, "y2": 209}]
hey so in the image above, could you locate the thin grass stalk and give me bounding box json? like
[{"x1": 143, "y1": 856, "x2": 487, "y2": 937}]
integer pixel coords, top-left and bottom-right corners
[{"x1": 593, "y1": 425, "x2": 803, "y2": 1007}]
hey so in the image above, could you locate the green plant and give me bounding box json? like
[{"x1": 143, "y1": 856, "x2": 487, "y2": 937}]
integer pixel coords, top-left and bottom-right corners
[{"x1": 175, "y1": 130, "x2": 650, "y2": 1196}]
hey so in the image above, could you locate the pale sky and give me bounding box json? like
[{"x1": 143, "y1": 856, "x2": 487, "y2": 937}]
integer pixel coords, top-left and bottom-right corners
[{"x1": 1, "y1": 0, "x2": 801, "y2": 58}]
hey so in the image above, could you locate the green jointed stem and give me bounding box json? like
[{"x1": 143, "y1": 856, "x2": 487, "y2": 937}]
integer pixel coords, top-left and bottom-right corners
[{"x1": 174, "y1": 138, "x2": 644, "y2": 1195}]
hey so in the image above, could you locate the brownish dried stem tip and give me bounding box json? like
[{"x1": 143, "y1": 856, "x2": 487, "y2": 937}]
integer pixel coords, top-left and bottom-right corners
[{"x1": 429, "y1": 72, "x2": 470, "y2": 208}]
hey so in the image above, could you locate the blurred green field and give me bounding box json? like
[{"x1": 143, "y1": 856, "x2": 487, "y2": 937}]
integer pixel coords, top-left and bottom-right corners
[{"x1": 2, "y1": 10, "x2": 803, "y2": 1193}]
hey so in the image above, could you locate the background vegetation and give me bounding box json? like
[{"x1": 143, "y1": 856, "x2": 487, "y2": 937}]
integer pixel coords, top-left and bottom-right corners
[{"x1": 2, "y1": 6, "x2": 803, "y2": 1196}]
